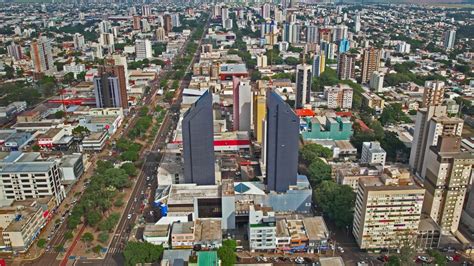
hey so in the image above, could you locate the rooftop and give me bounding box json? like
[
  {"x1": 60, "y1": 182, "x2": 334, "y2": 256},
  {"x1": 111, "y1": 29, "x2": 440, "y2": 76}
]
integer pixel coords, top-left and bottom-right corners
[
  {"x1": 172, "y1": 221, "x2": 194, "y2": 235},
  {"x1": 303, "y1": 217, "x2": 329, "y2": 241},
  {"x1": 194, "y1": 219, "x2": 222, "y2": 242},
  {"x1": 143, "y1": 224, "x2": 170, "y2": 238},
  {"x1": 168, "y1": 184, "x2": 219, "y2": 206}
]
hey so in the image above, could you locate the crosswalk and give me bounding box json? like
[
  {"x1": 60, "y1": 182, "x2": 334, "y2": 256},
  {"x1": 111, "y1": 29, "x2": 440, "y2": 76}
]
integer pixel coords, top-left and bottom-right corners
[{"x1": 107, "y1": 247, "x2": 122, "y2": 254}]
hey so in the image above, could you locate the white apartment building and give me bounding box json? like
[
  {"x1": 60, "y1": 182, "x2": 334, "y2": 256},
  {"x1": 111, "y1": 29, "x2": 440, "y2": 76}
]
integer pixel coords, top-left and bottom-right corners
[
  {"x1": 353, "y1": 170, "x2": 425, "y2": 250},
  {"x1": 361, "y1": 141, "x2": 386, "y2": 166},
  {"x1": 249, "y1": 205, "x2": 277, "y2": 252},
  {"x1": 135, "y1": 39, "x2": 153, "y2": 60},
  {"x1": 324, "y1": 84, "x2": 353, "y2": 109},
  {"x1": 0, "y1": 153, "x2": 65, "y2": 206},
  {"x1": 1, "y1": 197, "x2": 55, "y2": 252},
  {"x1": 257, "y1": 54, "x2": 267, "y2": 68},
  {"x1": 421, "y1": 135, "x2": 474, "y2": 234},
  {"x1": 369, "y1": 72, "x2": 384, "y2": 92}
]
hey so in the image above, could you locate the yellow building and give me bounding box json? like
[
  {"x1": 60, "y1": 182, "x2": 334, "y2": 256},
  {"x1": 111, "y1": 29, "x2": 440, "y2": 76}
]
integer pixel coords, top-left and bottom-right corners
[{"x1": 253, "y1": 92, "x2": 266, "y2": 144}]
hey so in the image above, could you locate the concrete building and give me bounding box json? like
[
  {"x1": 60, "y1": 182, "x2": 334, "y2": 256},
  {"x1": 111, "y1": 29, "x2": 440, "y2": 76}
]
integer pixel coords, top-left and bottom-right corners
[
  {"x1": 163, "y1": 14, "x2": 172, "y2": 34},
  {"x1": 396, "y1": 41, "x2": 411, "y2": 54},
  {"x1": 443, "y1": 29, "x2": 456, "y2": 50},
  {"x1": 257, "y1": 54, "x2": 267, "y2": 68},
  {"x1": 421, "y1": 136, "x2": 474, "y2": 234},
  {"x1": 261, "y1": 3, "x2": 270, "y2": 19},
  {"x1": 143, "y1": 224, "x2": 170, "y2": 248},
  {"x1": 253, "y1": 91, "x2": 266, "y2": 144},
  {"x1": 7, "y1": 42, "x2": 22, "y2": 60},
  {"x1": 135, "y1": 39, "x2": 152, "y2": 60},
  {"x1": 156, "y1": 27, "x2": 166, "y2": 41},
  {"x1": 265, "y1": 91, "x2": 299, "y2": 192},
  {"x1": 301, "y1": 116, "x2": 353, "y2": 141},
  {"x1": 337, "y1": 53, "x2": 356, "y2": 80},
  {"x1": 361, "y1": 48, "x2": 381, "y2": 84},
  {"x1": 352, "y1": 171, "x2": 425, "y2": 250},
  {"x1": 182, "y1": 91, "x2": 215, "y2": 185},
  {"x1": 362, "y1": 92, "x2": 385, "y2": 112},
  {"x1": 307, "y1": 25, "x2": 319, "y2": 44},
  {"x1": 361, "y1": 141, "x2": 386, "y2": 166},
  {"x1": 409, "y1": 105, "x2": 448, "y2": 175},
  {"x1": 295, "y1": 64, "x2": 312, "y2": 109},
  {"x1": 324, "y1": 84, "x2": 353, "y2": 109},
  {"x1": 0, "y1": 197, "x2": 55, "y2": 252},
  {"x1": 312, "y1": 52, "x2": 325, "y2": 77},
  {"x1": 233, "y1": 78, "x2": 251, "y2": 132},
  {"x1": 94, "y1": 65, "x2": 128, "y2": 109},
  {"x1": 30, "y1": 36, "x2": 54, "y2": 74},
  {"x1": 422, "y1": 81, "x2": 445, "y2": 108},
  {"x1": 0, "y1": 152, "x2": 65, "y2": 206},
  {"x1": 81, "y1": 131, "x2": 108, "y2": 151},
  {"x1": 249, "y1": 205, "x2": 276, "y2": 252},
  {"x1": 369, "y1": 72, "x2": 384, "y2": 92}
]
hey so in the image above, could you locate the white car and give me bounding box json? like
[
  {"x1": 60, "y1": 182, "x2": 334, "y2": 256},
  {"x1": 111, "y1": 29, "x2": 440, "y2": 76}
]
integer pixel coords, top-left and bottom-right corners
[{"x1": 127, "y1": 214, "x2": 132, "y2": 219}]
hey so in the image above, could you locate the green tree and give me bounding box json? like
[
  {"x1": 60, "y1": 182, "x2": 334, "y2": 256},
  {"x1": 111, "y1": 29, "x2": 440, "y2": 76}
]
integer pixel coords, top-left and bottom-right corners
[
  {"x1": 37, "y1": 238, "x2": 47, "y2": 248},
  {"x1": 32, "y1": 145, "x2": 41, "y2": 152},
  {"x1": 63, "y1": 72, "x2": 75, "y2": 84},
  {"x1": 86, "y1": 210, "x2": 101, "y2": 226},
  {"x1": 92, "y1": 244, "x2": 103, "y2": 254},
  {"x1": 54, "y1": 110, "x2": 66, "y2": 119},
  {"x1": 123, "y1": 242, "x2": 164, "y2": 266},
  {"x1": 300, "y1": 143, "x2": 333, "y2": 163},
  {"x1": 81, "y1": 232, "x2": 94, "y2": 242},
  {"x1": 54, "y1": 244, "x2": 64, "y2": 253},
  {"x1": 217, "y1": 240, "x2": 237, "y2": 266},
  {"x1": 121, "y1": 150, "x2": 139, "y2": 162},
  {"x1": 64, "y1": 230, "x2": 74, "y2": 240},
  {"x1": 370, "y1": 120, "x2": 385, "y2": 141},
  {"x1": 98, "y1": 232, "x2": 109, "y2": 243},
  {"x1": 314, "y1": 181, "x2": 355, "y2": 228},
  {"x1": 307, "y1": 159, "x2": 332, "y2": 185},
  {"x1": 380, "y1": 103, "x2": 411, "y2": 126},
  {"x1": 72, "y1": 125, "x2": 90, "y2": 137},
  {"x1": 121, "y1": 162, "x2": 137, "y2": 176},
  {"x1": 387, "y1": 256, "x2": 401, "y2": 266},
  {"x1": 427, "y1": 249, "x2": 446, "y2": 266}
]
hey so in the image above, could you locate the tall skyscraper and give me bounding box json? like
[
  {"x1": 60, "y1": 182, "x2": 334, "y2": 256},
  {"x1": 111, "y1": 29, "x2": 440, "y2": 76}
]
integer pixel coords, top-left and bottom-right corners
[
  {"x1": 283, "y1": 23, "x2": 300, "y2": 44},
  {"x1": 265, "y1": 91, "x2": 299, "y2": 192},
  {"x1": 369, "y1": 72, "x2": 384, "y2": 92},
  {"x1": 353, "y1": 173, "x2": 425, "y2": 250},
  {"x1": 135, "y1": 39, "x2": 152, "y2": 60},
  {"x1": 94, "y1": 65, "x2": 128, "y2": 109},
  {"x1": 409, "y1": 106, "x2": 447, "y2": 175},
  {"x1": 233, "y1": 78, "x2": 252, "y2": 132},
  {"x1": 261, "y1": 3, "x2": 270, "y2": 19},
  {"x1": 253, "y1": 90, "x2": 266, "y2": 144},
  {"x1": 422, "y1": 80, "x2": 445, "y2": 108},
  {"x1": 421, "y1": 135, "x2": 474, "y2": 234},
  {"x1": 132, "y1": 15, "x2": 141, "y2": 31},
  {"x1": 332, "y1": 24, "x2": 348, "y2": 42},
  {"x1": 312, "y1": 52, "x2": 325, "y2": 77},
  {"x1": 361, "y1": 47, "x2": 381, "y2": 84},
  {"x1": 7, "y1": 42, "x2": 22, "y2": 60},
  {"x1": 30, "y1": 36, "x2": 54, "y2": 74},
  {"x1": 73, "y1": 33, "x2": 85, "y2": 50},
  {"x1": 338, "y1": 39, "x2": 350, "y2": 53},
  {"x1": 354, "y1": 14, "x2": 361, "y2": 33},
  {"x1": 295, "y1": 63, "x2": 312, "y2": 109},
  {"x1": 163, "y1": 14, "x2": 172, "y2": 34},
  {"x1": 337, "y1": 53, "x2": 356, "y2": 80},
  {"x1": 156, "y1": 27, "x2": 166, "y2": 41},
  {"x1": 306, "y1": 25, "x2": 319, "y2": 44},
  {"x1": 99, "y1": 20, "x2": 111, "y2": 34},
  {"x1": 182, "y1": 91, "x2": 215, "y2": 185},
  {"x1": 443, "y1": 29, "x2": 456, "y2": 50},
  {"x1": 141, "y1": 5, "x2": 151, "y2": 17}
]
